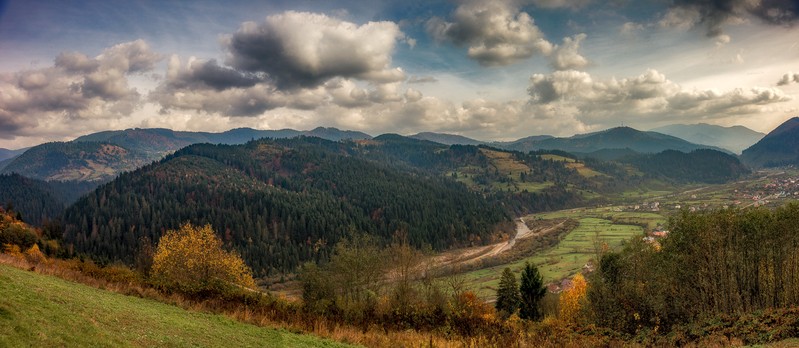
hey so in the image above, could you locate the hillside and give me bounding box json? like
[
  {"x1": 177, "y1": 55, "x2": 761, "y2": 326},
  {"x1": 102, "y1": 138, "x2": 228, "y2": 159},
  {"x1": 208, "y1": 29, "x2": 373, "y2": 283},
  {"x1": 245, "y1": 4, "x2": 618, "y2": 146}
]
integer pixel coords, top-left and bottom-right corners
[
  {"x1": 499, "y1": 127, "x2": 725, "y2": 154},
  {"x1": 0, "y1": 174, "x2": 66, "y2": 226},
  {"x1": 409, "y1": 132, "x2": 484, "y2": 145},
  {"x1": 740, "y1": 117, "x2": 799, "y2": 168},
  {"x1": 62, "y1": 137, "x2": 511, "y2": 276},
  {"x1": 651, "y1": 123, "x2": 764, "y2": 154},
  {"x1": 6, "y1": 127, "x2": 370, "y2": 186},
  {"x1": 492, "y1": 135, "x2": 554, "y2": 152},
  {"x1": 0, "y1": 142, "x2": 151, "y2": 182},
  {"x1": 621, "y1": 149, "x2": 750, "y2": 184},
  {"x1": 0, "y1": 264, "x2": 349, "y2": 348}
]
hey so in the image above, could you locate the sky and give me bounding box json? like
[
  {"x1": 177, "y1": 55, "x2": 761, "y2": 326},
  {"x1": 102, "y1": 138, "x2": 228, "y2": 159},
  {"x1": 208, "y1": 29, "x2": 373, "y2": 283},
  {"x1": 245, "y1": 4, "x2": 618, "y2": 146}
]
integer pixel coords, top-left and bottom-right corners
[{"x1": 0, "y1": 0, "x2": 798, "y2": 149}]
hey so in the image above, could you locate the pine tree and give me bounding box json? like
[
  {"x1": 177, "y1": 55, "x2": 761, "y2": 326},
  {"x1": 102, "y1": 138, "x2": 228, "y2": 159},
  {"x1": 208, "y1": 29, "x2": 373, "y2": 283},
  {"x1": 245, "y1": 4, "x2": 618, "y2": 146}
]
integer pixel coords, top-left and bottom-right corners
[
  {"x1": 519, "y1": 261, "x2": 547, "y2": 320},
  {"x1": 495, "y1": 267, "x2": 520, "y2": 318}
]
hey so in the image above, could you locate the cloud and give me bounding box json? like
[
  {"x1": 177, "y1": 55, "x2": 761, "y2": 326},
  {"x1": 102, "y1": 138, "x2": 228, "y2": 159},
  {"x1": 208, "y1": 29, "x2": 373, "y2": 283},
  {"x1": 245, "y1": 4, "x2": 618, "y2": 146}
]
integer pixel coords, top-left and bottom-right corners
[
  {"x1": 661, "y1": 0, "x2": 798, "y2": 38},
  {"x1": 164, "y1": 56, "x2": 263, "y2": 91},
  {"x1": 151, "y1": 52, "x2": 415, "y2": 117},
  {"x1": 778, "y1": 72, "x2": 799, "y2": 86},
  {"x1": 529, "y1": 0, "x2": 592, "y2": 10},
  {"x1": 0, "y1": 40, "x2": 159, "y2": 139},
  {"x1": 527, "y1": 68, "x2": 791, "y2": 125},
  {"x1": 223, "y1": 11, "x2": 405, "y2": 89},
  {"x1": 549, "y1": 33, "x2": 589, "y2": 70},
  {"x1": 407, "y1": 75, "x2": 438, "y2": 84},
  {"x1": 620, "y1": 22, "x2": 646, "y2": 36},
  {"x1": 427, "y1": 0, "x2": 553, "y2": 66}
]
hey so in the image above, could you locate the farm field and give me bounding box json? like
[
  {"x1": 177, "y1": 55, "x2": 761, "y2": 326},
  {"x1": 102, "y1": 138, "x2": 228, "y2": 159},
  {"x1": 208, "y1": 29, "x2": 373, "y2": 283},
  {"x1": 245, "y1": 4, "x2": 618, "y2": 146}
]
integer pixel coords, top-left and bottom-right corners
[
  {"x1": 459, "y1": 207, "x2": 664, "y2": 299},
  {"x1": 0, "y1": 264, "x2": 350, "y2": 348}
]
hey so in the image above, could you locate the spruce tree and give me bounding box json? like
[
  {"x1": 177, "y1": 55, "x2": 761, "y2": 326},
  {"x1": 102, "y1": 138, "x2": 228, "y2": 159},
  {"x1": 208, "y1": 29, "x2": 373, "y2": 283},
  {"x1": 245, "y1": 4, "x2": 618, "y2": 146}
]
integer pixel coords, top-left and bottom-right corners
[
  {"x1": 519, "y1": 261, "x2": 547, "y2": 320},
  {"x1": 495, "y1": 267, "x2": 520, "y2": 318}
]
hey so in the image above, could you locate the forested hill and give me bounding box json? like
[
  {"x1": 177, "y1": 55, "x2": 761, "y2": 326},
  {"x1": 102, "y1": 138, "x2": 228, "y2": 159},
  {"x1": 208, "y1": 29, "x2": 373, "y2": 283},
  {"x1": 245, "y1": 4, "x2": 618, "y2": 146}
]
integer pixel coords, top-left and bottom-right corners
[
  {"x1": 0, "y1": 174, "x2": 65, "y2": 226},
  {"x1": 621, "y1": 149, "x2": 750, "y2": 184},
  {"x1": 61, "y1": 137, "x2": 511, "y2": 276},
  {"x1": 740, "y1": 117, "x2": 799, "y2": 168}
]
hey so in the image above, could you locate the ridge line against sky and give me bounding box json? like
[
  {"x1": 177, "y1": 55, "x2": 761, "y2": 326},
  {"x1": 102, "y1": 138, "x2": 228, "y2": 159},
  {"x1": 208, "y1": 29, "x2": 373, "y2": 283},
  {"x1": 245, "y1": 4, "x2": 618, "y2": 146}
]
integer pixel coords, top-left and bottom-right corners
[{"x1": 0, "y1": 0, "x2": 797, "y2": 149}]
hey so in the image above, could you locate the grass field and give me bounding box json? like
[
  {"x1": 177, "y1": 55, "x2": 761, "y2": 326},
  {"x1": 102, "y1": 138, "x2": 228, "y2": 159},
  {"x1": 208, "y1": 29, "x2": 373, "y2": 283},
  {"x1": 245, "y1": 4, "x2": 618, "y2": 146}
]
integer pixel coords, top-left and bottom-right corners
[
  {"x1": 0, "y1": 264, "x2": 351, "y2": 348},
  {"x1": 459, "y1": 209, "x2": 652, "y2": 299}
]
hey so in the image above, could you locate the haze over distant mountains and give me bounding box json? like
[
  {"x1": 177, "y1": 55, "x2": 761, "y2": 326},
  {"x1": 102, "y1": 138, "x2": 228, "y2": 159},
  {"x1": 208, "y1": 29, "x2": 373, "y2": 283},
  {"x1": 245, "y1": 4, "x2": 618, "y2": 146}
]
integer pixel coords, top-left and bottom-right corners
[{"x1": 651, "y1": 124, "x2": 765, "y2": 154}]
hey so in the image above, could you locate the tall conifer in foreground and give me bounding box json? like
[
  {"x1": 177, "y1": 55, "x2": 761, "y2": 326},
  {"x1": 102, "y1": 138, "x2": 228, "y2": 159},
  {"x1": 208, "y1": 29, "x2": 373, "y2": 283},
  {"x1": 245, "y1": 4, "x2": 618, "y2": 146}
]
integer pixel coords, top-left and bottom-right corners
[
  {"x1": 519, "y1": 261, "x2": 546, "y2": 320},
  {"x1": 495, "y1": 267, "x2": 520, "y2": 318}
]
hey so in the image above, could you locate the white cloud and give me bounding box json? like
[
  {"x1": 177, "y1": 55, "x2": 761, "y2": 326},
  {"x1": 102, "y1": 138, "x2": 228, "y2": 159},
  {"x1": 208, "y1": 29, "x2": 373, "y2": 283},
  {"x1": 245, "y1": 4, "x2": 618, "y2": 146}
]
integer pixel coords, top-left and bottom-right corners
[
  {"x1": 659, "y1": 6, "x2": 702, "y2": 31},
  {"x1": 427, "y1": 0, "x2": 553, "y2": 66},
  {"x1": 620, "y1": 22, "x2": 645, "y2": 36},
  {"x1": 549, "y1": 33, "x2": 589, "y2": 70},
  {"x1": 223, "y1": 11, "x2": 405, "y2": 89},
  {"x1": 527, "y1": 68, "x2": 792, "y2": 126},
  {"x1": 0, "y1": 40, "x2": 160, "y2": 140}
]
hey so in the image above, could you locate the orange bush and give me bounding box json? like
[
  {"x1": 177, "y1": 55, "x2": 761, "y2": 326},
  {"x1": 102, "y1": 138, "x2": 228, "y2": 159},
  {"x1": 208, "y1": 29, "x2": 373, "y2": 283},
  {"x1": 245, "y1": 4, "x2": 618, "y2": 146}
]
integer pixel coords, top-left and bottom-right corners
[
  {"x1": 151, "y1": 223, "x2": 256, "y2": 296},
  {"x1": 24, "y1": 244, "x2": 47, "y2": 264}
]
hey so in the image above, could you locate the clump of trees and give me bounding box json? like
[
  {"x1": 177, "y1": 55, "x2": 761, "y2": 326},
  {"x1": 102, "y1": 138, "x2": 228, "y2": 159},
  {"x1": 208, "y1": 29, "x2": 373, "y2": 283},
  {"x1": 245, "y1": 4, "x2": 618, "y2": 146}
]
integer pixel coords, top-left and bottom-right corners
[
  {"x1": 494, "y1": 262, "x2": 550, "y2": 321},
  {"x1": 300, "y1": 232, "x2": 502, "y2": 333},
  {"x1": 150, "y1": 223, "x2": 255, "y2": 297},
  {"x1": 589, "y1": 203, "x2": 799, "y2": 334}
]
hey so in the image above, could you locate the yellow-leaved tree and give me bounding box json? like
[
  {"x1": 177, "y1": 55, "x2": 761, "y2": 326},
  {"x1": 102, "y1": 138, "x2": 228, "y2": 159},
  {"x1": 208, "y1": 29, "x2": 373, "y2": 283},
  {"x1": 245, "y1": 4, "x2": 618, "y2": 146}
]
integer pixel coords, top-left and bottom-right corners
[
  {"x1": 559, "y1": 273, "x2": 588, "y2": 325},
  {"x1": 150, "y1": 223, "x2": 255, "y2": 296}
]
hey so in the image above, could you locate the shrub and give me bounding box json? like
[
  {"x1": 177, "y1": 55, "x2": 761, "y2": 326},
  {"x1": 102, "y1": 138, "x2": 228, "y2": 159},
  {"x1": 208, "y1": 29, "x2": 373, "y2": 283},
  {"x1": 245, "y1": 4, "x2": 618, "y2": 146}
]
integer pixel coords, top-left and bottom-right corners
[
  {"x1": 24, "y1": 244, "x2": 47, "y2": 264},
  {"x1": 150, "y1": 223, "x2": 256, "y2": 297}
]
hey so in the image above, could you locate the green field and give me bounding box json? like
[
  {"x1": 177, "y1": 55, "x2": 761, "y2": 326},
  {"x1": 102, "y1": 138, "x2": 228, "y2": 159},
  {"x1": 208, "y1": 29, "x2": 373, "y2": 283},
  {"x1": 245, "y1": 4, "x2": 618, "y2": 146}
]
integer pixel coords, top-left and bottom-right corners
[
  {"x1": 460, "y1": 209, "x2": 657, "y2": 299},
  {"x1": 0, "y1": 264, "x2": 351, "y2": 348}
]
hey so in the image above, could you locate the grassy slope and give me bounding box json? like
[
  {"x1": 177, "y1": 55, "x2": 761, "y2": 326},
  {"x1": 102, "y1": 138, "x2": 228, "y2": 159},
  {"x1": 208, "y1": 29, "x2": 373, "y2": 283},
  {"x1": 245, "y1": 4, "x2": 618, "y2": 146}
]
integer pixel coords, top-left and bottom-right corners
[{"x1": 0, "y1": 264, "x2": 351, "y2": 348}]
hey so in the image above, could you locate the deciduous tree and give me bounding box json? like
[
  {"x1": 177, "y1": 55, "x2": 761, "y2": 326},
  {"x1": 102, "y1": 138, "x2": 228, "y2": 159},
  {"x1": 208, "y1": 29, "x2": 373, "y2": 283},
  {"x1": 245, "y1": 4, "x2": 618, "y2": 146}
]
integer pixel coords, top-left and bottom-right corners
[{"x1": 150, "y1": 223, "x2": 255, "y2": 296}]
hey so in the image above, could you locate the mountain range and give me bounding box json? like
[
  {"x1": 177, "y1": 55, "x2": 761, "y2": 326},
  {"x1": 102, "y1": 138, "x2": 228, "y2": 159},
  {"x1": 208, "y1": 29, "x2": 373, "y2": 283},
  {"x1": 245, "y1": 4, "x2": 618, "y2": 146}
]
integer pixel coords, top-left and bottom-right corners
[
  {"x1": 0, "y1": 127, "x2": 371, "y2": 183},
  {"x1": 1, "y1": 120, "x2": 789, "y2": 192},
  {"x1": 503, "y1": 127, "x2": 729, "y2": 155},
  {"x1": 651, "y1": 123, "x2": 765, "y2": 154}
]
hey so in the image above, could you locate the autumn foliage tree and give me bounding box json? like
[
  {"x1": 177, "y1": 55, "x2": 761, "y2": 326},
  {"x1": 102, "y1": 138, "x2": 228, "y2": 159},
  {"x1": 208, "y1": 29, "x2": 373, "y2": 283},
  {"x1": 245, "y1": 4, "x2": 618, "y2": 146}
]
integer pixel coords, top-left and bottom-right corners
[
  {"x1": 559, "y1": 273, "x2": 588, "y2": 325},
  {"x1": 150, "y1": 223, "x2": 255, "y2": 296}
]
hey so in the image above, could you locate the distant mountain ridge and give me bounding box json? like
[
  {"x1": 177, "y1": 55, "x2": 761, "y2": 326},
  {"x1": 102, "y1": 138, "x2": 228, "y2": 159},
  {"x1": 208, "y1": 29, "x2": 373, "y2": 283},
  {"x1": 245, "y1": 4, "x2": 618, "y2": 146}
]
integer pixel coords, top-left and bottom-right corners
[
  {"x1": 2, "y1": 127, "x2": 372, "y2": 184},
  {"x1": 650, "y1": 123, "x2": 764, "y2": 154},
  {"x1": 740, "y1": 117, "x2": 799, "y2": 168},
  {"x1": 0, "y1": 147, "x2": 27, "y2": 162},
  {"x1": 497, "y1": 127, "x2": 727, "y2": 154},
  {"x1": 409, "y1": 132, "x2": 484, "y2": 145}
]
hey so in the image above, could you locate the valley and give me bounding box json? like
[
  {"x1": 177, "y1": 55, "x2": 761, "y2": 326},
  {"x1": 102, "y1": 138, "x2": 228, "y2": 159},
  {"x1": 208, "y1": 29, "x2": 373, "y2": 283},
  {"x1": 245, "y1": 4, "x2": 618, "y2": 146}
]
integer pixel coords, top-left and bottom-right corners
[
  {"x1": 5, "y1": 1, "x2": 799, "y2": 345},
  {"x1": 2, "y1": 119, "x2": 799, "y2": 347}
]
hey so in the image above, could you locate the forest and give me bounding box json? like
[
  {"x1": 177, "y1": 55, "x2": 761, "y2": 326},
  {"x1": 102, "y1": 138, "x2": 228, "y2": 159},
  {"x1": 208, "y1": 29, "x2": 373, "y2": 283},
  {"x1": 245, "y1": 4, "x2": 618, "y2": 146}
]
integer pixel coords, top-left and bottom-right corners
[{"x1": 61, "y1": 138, "x2": 512, "y2": 276}]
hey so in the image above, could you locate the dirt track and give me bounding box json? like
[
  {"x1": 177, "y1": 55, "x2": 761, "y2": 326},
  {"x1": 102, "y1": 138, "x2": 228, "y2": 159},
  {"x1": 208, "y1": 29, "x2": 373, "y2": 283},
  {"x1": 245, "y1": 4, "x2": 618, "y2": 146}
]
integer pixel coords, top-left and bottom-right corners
[{"x1": 429, "y1": 218, "x2": 568, "y2": 270}]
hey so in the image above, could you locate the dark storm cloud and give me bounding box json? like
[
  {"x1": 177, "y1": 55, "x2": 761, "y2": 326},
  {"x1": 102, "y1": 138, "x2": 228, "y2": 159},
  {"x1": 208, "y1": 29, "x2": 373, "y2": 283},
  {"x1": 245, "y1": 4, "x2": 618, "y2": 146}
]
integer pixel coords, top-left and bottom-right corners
[
  {"x1": 668, "y1": 0, "x2": 798, "y2": 38},
  {"x1": 169, "y1": 60, "x2": 262, "y2": 91}
]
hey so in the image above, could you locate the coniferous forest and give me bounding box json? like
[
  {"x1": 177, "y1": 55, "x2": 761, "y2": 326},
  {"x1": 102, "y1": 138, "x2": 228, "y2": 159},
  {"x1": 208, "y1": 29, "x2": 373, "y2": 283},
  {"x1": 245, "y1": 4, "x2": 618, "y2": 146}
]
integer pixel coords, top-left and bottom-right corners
[{"x1": 61, "y1": 137, "x2": 513, "y2": 276}]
